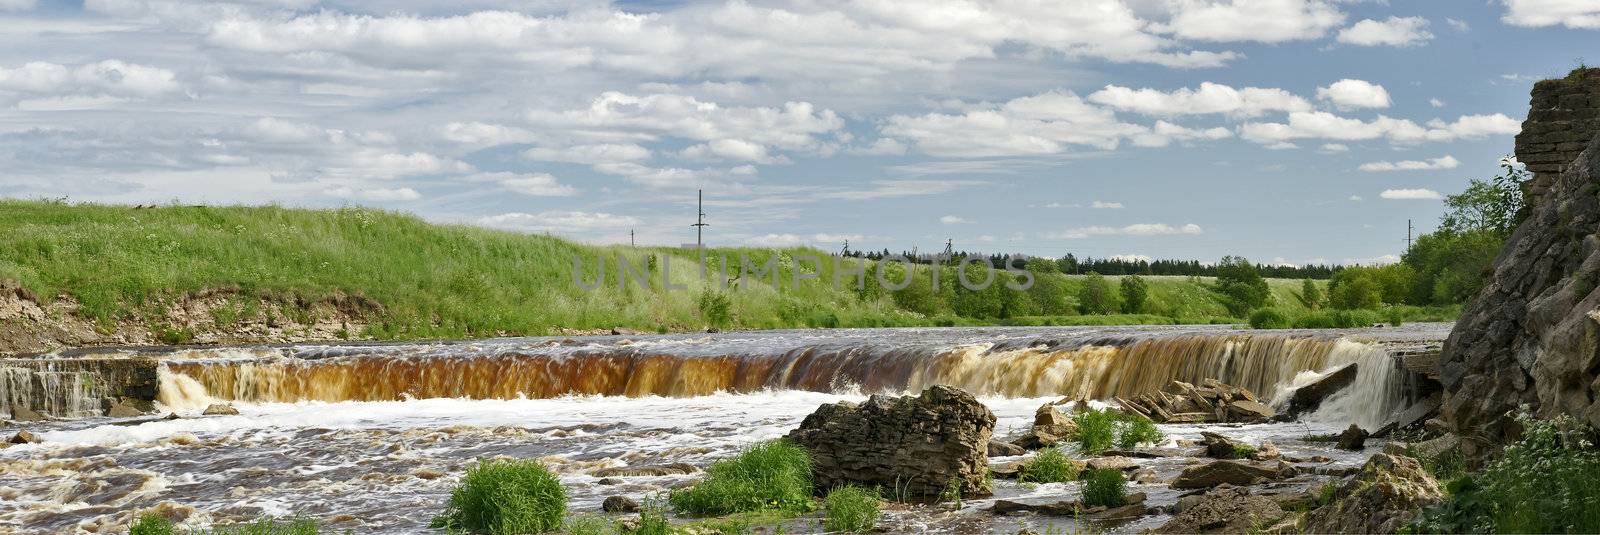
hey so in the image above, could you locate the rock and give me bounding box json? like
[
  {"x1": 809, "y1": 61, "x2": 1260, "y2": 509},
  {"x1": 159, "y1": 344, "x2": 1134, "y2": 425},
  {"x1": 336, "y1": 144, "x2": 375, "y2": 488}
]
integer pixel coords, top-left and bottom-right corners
[
  {"x1": 596, "y1": 477, "x2": 625, "y2": 486},
  {"x1": 1412, "y1": 434, "x2": 1460, "y2": 460},
  {"x1": 590, "y1": 463, "x2": 698, "y2": 477},
  {"x1": 1153, "y1": 485, "x2": 1286, "y2": 534},
  {"x1": 990, "y1": 499, "x2": 1081, "y2": 516},
  {"x1": 202, "y1": 403, "x2": 240, "y2": 416},
  {"x1": 988, "y1": 439, "x2": 1026, "y2": 457},
  {"x1": 1131, "y1": 468, "x2": 1161, "y2": 484},
  {"x1": 1012, "y1": 403, "x2": 1078, "y2": 450},
  {"x1": 8, "y1": 430, "x2": 39, "y2": 444},
  {"x1": 8, "y1": 406, "x2": 44, "y2": 422},
  {"x1": 1304, "y1": 454, "x2": 1444, "y2": 534},
  {"x1": 411, "y1": 468, "x2": 446, "y2": 480},
  {"x1": 1228, "y1": 400, "x2": 1276, "y2": 421},
  {"x1": 787, "y1": 385, "x2": 994, "y2": 499},
  {"x1": 1441, "y1": 74, "x2": 1600, "y2": 455},
  {"x1": 105, "y1": 401, "x2": 147, "y2": 418},
  {"x1": 1085, "y1": 456, "x2": 1137, "y2": 472},
  {"x1": 602, "y1": 496, "x2": 640, "y2": 513},
  {"x1": 1011, "y1": 429, "x2": 1062, "y2": 450},
  {"x1": 1336, "y1": 424, "x2": 1369, "y2": 450},
  {"x1": 1286, "y1": 363, "x2": 1358, "y2": 418},
  {"x1": 1200, "y1": 432, "x2": 1249, "y2": 458},
  {"x1": 990, "y1": 461, "x2": 1023, "y2": 479},
  {"x1": 1252, "y1": 441, "x2": 1281, "y2": 461},
  {"x1": 1171, "y1": 460, "x2": 1295, "y2": 490}
]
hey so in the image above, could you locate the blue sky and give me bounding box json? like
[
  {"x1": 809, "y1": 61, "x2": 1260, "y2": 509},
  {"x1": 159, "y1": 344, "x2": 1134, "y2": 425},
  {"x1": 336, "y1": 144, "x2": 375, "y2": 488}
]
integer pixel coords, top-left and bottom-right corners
[{"x1": 0, "y1": 0, "x2": 1596, "y2": 266}]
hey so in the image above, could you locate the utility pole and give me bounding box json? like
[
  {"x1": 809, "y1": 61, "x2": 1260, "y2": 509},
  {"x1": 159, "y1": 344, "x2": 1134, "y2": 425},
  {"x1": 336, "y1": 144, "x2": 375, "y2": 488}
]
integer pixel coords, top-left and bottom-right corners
[
  {"x1": 630, "y1": 229, "x2": 635, "y2": 247},
  {"x1": 1406, "y1": 219, "x2": 1414, "y2": 249},
  {"x1": 944, "y1": 238, "x2": 953, "y2": 257},
  {"x1": 691, "y1": 189, "x2": 708, "y2": 248}
]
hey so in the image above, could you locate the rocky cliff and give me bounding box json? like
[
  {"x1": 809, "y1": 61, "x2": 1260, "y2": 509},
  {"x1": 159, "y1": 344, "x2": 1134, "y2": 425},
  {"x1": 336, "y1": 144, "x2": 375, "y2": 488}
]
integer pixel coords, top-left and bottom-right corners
[{"x1": 1441, "y1": 106, "x2": 1600, "y2": 457}]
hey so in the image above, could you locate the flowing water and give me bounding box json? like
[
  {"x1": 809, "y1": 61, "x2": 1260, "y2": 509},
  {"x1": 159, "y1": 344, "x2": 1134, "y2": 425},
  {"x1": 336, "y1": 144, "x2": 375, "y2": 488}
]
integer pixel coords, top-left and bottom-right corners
[{"x1": 0, "y1": 324, "x2": 1447, "y2": 534}]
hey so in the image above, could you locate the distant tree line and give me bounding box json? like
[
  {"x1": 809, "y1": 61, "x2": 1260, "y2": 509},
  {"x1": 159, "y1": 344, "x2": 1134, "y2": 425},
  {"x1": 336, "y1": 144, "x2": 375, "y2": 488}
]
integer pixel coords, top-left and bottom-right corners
[{"x1": 843, "y1": 249, "x2": 1342, "y2": 279}]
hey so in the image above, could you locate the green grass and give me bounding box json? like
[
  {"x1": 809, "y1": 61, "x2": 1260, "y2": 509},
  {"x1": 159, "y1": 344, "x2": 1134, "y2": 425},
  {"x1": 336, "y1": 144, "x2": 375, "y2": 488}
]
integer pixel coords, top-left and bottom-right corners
[
  {"x1": 131, "y1": 514, "x2": 176, "y2": 535},
  {"x1": 1226, "y1": 443, "x2": 1257, "y2": 459},
  {"x1": 1405, "y1": 414, "x2": 1600, "y2": 534},
  {"x1": 562, "y1": 515, "x2": 612, "y2": 535},
  {"x1": 431, "y1": 459, "x2": 566, "y2": 534},
  {"x1": 1072, "y1": 409, "x2": 1118, "y2": 455},
  {"x1": 668, "y1": 440, "x2": 813, "y2": 517},
  {"x1": 0, "y1": 201, "x2": 1369, "y2": 341},
  {"x1": 1116, "y1": 414, "x2": 1165, "y2": 449},
  {"x1": 1080, "y1": 469, "x2": 1127, "y2": 508},
  {"x1": 1019, "y1": 448, "x2": 1082, "y2": 483},
  {"x1": 822, "y1": 486, "x2": 880, "y2": 533}
]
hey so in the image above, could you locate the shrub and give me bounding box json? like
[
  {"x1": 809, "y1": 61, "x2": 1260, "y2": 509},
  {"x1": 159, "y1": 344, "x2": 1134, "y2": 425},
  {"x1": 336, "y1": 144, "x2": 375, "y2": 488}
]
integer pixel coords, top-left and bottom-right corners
[
  {"x1": 1116, "y1": 413, "x2": 1165, "y2": 449},
  {"x1": 1073, "y1": 409, "x2": 1117, "y2": 455},
  {"x1": 1227, "y1": 443, "x2": 1257, "y2": 459},
  {"x1": 1247, "y1": 308, "x2": 1292, "y2": 330},
  {"x1": 1019, "y1": 448, "x2": 1081, "y2": 483},
  {"x1": 1406, "y1": 413, "x2": 1600, "y2": 534},
  {"x1": 431, "y1": 458, "x2": 566, "y2": 534},
  {"x1": 131, "y1": 514, "x2": 175, "y2": 535},
  {"x1": 668, "y1": 440, "x2": 813, "y2": 516},
  {"x1": 1081, "y1": 469, "x2": 1127, "y2": 508},
  {"x1": 822, "y1": 486, "x2": 880, "y2": 533},
  {"x1": 563, "y1": 515, "x2": 611, "y2": 535}
]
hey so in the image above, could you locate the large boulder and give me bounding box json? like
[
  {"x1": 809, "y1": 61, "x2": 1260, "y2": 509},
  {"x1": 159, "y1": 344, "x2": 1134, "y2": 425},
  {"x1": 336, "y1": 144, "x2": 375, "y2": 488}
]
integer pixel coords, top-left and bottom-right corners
[
  {"x1": 1440, "y1": 71, "x2": 1600, "y2": 456},
  {"x1": 786, "y1": 385, "x2": 994, "y2": 499},
  {"x1": 1012, "y1": 402, "x2": 1078, "y2": 450},
  {"x1": 1153, "y1": 485, "x2": 1286, "y2": 534},
  {"x1": 1171, "y1": 460, "x2": 1295, "y2": 489},
  {"x1": 1303, "y1": 454, "x2": 1444, "y2": 534},
  {"x1": 1337, "y1": 424, "x2": 1369, "y2": 450},
  {"x1": 1286, "y1": 363, "x2": 1357, "y2": 418}
]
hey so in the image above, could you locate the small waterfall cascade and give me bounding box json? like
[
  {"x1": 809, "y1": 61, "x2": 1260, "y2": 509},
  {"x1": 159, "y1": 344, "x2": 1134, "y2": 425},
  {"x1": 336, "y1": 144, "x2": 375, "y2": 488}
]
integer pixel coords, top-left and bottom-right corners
[
  {"x1": 158, "y1": 331, "x2": 1410, "y2": 426},
  {"x1": 0, "y1": 365, "x2": 116, "y2": 418}
]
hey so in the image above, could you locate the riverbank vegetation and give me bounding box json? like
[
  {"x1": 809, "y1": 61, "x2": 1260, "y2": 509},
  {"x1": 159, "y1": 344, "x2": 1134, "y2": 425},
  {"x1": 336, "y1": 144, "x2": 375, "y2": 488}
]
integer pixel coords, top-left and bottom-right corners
[
  {"x1": 1405, "y1": 414, "x2": 1600, "y2": 534},
  {"x1": 668, "y1": 440, "x2": 814, "y2": 517},
  {"x1": 0, "y1": 200, "x2": 1400, "y2": 347},
  {"x1": 431, "y1": 459, "x2": 566, "y2": 534}
]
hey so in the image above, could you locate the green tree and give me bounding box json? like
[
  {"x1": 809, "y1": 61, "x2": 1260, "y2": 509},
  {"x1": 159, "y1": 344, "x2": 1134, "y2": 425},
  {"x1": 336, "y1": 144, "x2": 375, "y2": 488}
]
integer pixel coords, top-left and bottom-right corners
[
  {"x1": 1077, "y1": 272, "x2": 1118, "y2": 315},
  {"x1": 1211, "y1": 256, "x2": 1270, "y2": 317},
  {"x1": 1300, "y1": 279, "x2": 1323, "y2": 310},
  {"x1": 1438, "y1": 159, "x2": 1528, "y2": 236},
  {"x1": 1119, "y1": 275, "x2": 1149, "y2": 314}
]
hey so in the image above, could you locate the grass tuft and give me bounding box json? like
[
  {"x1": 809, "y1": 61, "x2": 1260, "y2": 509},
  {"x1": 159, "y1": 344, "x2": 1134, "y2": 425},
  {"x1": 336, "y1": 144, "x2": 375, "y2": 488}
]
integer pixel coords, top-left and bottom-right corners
[
  {"x1": 1116, "y1": 413, "x2": 1165, "y2": 449},
  {"x1": 431, "y1": 458, "x2": 566, "y2": 534},
  {"x1": 1080, "y1": 469, "x2": 1127, "y2": 508},
  {"x1": 1073, "y1": 410, "x2": 1118, "y2": 455},
  {"x1": 1019, "y1": 448, "x2": 1082, "y2": 483},
  {"x1": 668, "y1": 440, "x2": 813, "y2": 517},
  {"x1": 822, "y1": 486, "x2": 880, "y2": 533},
  {"x1": 131, "y1": 514, "x2": 175, "y2": 535}
]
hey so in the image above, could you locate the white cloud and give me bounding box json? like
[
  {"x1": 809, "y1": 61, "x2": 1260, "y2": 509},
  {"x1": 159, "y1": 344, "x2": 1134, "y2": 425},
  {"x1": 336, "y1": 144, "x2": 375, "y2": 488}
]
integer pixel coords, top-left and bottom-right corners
[
  {"x1": 1502, "y1": 0, "x2": 1600, "y2": 29},
  {"x1": 466, "y1": 172, "x2": 578, "y2": 197},
  {"x1": 1157, "y1": 0, "x2": 1346, "y2": 43},
  {"x1": 1042, "y1": 222, "x2": 1204, "y2": 239},
  {"x1": 883, "y1": 90, "x2": 1227, "y2": 157},
  {"x1": 344, "y1": 150, "x2": 472, "y2": 178},
  {"x1": 523, "y1": 143, "x2": 653, "y2": 165},
  {"x1": 1349, "y1": 195, "x2": 1364, "y2": 201},
  {"x1": 1359, "y1": 155, "x2": 1460, "y2": 172},
  {"x1": 1380, "y1": 188, "x2": 1444, "y2": 200},
  {"x1": 940, "y1": 215, "x2": 971, "y2": 224},
  {"x1": 1240, "y1": 111, "x2": 1519, "y2": 145},
  {"x1": 441, "y1": 122, "x2": 540, "y2": 147},
  {"x1": 1429, "y1": 98, "x2": 1445, "y2": 108},
  {"x1": 681, "y1": 139, "x2": 790, "y2": 164},
  {"x1": 0, "y1": 0, "x2": 36, "y2": 12},
  {"x1": 528, "y1": 92, "x2": 842, "y2": 157},
  {"x1": 324, "y1": 186, "x2": 421, "y2": 202},
  {"x1": 0, "y1": 60, "x2": 179, "y2": 98},
  {"x1": 1091, "y1": 200, "x2": 1124, "y2": 209},
  {"x1": 1336, "y1": 16, "x2": 1433, "y2": 47},
  {"x1": 477, "y1": 211, "x2": 639, "y2": 233},
  {"x1": 1087, "y1": 82, "x2": 1312, "y2": 117},
  {"x1": 819, "y1": 179, "x2": 983, "y2": 200},
  {"x1": 1320, "y1": 143, "x2": 1350, "y2": 152},
  {"x1": 1446, "y1": 18, "x2": 1470, "y2": 31},
  {"x1": 1316, "y1": 79, "x2": 1391, "y2": 110}
]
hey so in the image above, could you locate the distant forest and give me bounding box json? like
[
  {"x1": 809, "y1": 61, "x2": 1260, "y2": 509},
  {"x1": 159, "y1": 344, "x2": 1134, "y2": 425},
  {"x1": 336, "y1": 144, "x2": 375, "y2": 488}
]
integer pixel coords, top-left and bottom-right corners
[{"x1": 843, "y1": 249, "x2": 1343, "y2": 280}]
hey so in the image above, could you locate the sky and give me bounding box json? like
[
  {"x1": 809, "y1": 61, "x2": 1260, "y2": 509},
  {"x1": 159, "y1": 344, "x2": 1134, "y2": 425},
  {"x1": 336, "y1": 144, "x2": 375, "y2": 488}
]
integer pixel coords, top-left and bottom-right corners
[{"x1": 0, "y1": 0, "x2": 1596, "y2": 266}]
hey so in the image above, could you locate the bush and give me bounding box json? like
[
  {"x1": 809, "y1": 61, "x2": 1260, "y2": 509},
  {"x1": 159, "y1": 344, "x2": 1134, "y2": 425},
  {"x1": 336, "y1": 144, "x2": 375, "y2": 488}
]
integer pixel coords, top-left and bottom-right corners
[
  {"x1": 1019, "y1": 448, "x2": 1081, "y2": 483},
  {"x1": 1247, "y1": 308, "x2": 1292, "y2": 329},
  {"x1": 669, "y1": 440, "x2": 813, "y2": 516},
  {"x1": 1073, "y1": 409, "x2": 1118, "y2": 455},
  {"x1": 822, "y1": 486, "x2": 880, "y2": 533},
  {"x1": 1406, "y1": 413, "x2": 1600, "y2": 534},
  {"x1": 1227, "y1": 443, "x2": 1257, "y2": 459},
  {"x1": 1080, "y1": 469, "x2": 1127, "y2": 508},
  {"x1": 431, "y1": 458, "x2": 566, "y2": 534},
  {"x1": 1116, "y1": 414, "x2": 1165, "y2": 449},
  {"x1": 131, "y1": 514, "x2": 175, "y2": 535}
]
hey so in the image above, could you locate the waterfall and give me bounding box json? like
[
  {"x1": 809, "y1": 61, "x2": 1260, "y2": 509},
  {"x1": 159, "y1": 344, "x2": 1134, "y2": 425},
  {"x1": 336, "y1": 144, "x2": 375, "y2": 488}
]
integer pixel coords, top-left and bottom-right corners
[
  {"x1": 0, "y1": 365, "x2": 114, "y2": 418},
  {"x1": 159, "y1": 332, "x2": 1407, "y2": 426}
]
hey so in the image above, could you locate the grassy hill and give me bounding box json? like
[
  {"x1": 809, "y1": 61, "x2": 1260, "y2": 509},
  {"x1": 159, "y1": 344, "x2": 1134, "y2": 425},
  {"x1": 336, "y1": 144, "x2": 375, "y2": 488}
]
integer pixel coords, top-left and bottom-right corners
[{"x1": 0, "y1": 200, "x2": 1376, "y2": 344}]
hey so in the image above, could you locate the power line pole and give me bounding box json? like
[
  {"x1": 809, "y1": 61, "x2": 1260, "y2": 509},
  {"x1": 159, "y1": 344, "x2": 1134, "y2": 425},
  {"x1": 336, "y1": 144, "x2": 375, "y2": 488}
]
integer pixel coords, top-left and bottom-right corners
[
  {"x1": 691, "y1": 189, "x2": 708, "y2": 248},
  {"x1": 1406, "y1": 219, "x2": 1413, "y2": 249},
  {"x1": 630, "y1": 229, "x2": 635, "y2": 247}
]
